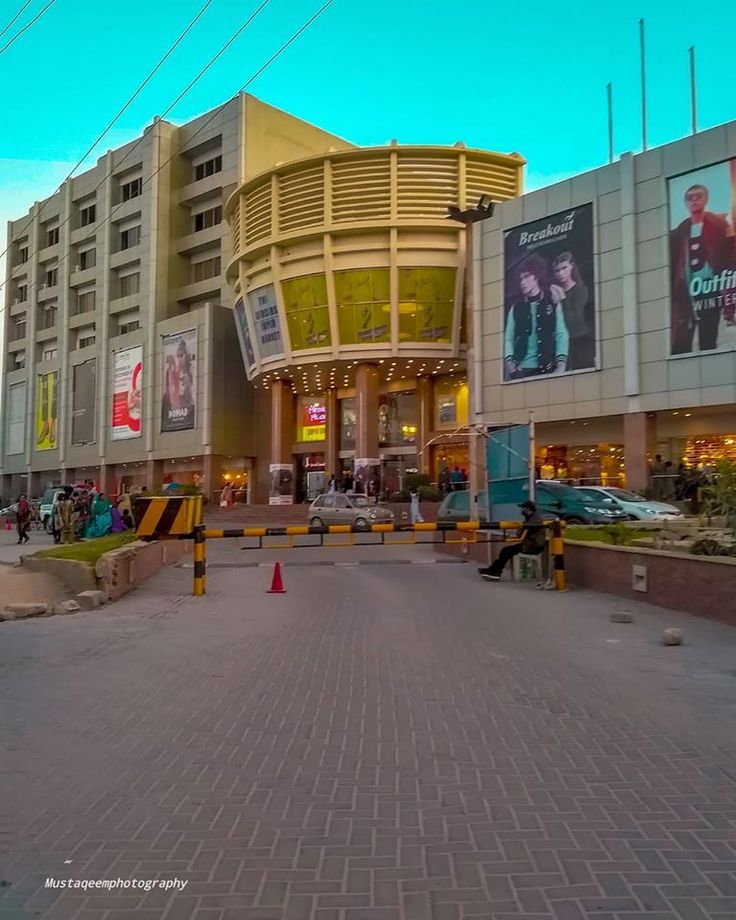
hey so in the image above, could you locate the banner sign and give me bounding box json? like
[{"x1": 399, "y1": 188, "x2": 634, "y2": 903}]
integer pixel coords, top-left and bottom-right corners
[
  {"x1": 668, "y1": 159, "x2": 736, "y2": 355},
  {"x1": 111, "y1": 346, "x2": 143, "y2": 440},
  {"x1": 269, "y1": 463, "x2": 294, "y2": 505},
  {"x1": 234, "y1": 297, "x2": 256, "y2": 370},
  {"x1": 36, "y1": 371, "x2": 59, "y2": 451},
  {"x1": 247, "y1": 284, "x2": 283, "y2": 358},
  {"x1": 5, "y1": 381, "x2": 27, "y2": 455},
  {"x1": 71, "y1": 360, "x2": 96, "y2": 445},
  {"x1": 161, "y1": 329, "x2": 196, "y2": 432},
  {"x1": 503, "y1": 204, "x2": 596, "y2": 381}
]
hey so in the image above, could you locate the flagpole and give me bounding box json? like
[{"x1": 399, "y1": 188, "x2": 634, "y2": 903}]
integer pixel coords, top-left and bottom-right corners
[
  {"x1": 689, "y1": 46, "x2": 697, "y2": 135},
  {"x1": 607, "y1": 83, "x2": 614, "y2": 164},
  {"x1": 639, "y1": 19, "x2": 648, "y2": 151}
]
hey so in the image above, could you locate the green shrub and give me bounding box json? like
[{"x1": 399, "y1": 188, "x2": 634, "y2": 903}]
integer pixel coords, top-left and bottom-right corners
[
  {"x1": 405, "y1": 473, "x2": 431, "y2": 492},
  {"x1": 418, "y1": 486, "x2": 441, "y2": 502}
]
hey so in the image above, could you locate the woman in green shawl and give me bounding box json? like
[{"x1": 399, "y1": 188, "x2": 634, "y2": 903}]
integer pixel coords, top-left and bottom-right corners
[{"x1": 84, "y1": 493, "x2": 113, "y2": 539}]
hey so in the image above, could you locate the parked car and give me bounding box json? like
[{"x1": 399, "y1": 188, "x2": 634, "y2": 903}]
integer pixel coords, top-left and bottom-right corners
[
  {"x1": 308, "y1": 493, "x2": 394, "y2": 530},
  {"x1": 437, "y1": 481, "x2": 629, "y2": 525},
  {"x1": 40, "y1": 487, "x2": 66, "y2": 533},
  {"x1": 574, "y1": 485, "x2": 684, "y2": 521}
]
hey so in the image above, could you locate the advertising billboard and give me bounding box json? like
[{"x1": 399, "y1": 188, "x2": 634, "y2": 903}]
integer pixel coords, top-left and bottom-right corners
[
  {"x1": 234, "y1": 297, "x2": 256, "y2": 370},
  {"x1": 35, "y1": 371, "x2": 59, "y2": 451},
  {"x1": 5, "y1": 381, "x2": 27, "y2": 455},
  {"x1": 503, "y1": 204, "x2": 596, "y2": 381},
  {"x1": 269, "y1": 463, "x2": 293, "y2": 505},
  {"x1": 161, "y1": 329, "x2": 196, "y2": 432},
  {"x1": 299, "y1": 399, "x2": 327, "y2": 442},
  {"x1": 282, "y1": 275, "x2": 332, "y2": 351},
  {"x1": 71, "y1": 360, "x2": 96, "y2": 445},
  {"x1": 111, "y1": 346, "x2": 142, "y2": 441},
  {"x1": 668, "y1": 159, "x2": 736, "y2": 355},
  {"x1": 247, "y1": 284, "x2": 283, "y2": 358}
]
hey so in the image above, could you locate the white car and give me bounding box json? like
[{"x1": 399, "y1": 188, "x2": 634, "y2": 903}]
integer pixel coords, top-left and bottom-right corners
[{"x1": 575, "y1": 486, "x2": 684, "y2": 521}]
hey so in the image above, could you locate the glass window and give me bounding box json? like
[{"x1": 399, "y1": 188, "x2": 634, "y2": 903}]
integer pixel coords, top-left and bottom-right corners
[
  {"x1": 282, "y1": 274, "x2": 331, "y2": 350},
  {"x1": 378, "y1": 391, "x2": 417, "y2": 447},
  {"x1": 398, "y1": 268, "x2": 455, "y2": 344},
  {"x1": 46, "y1": 227, "x2": 59, "y2": 246},
  {"x1": 435, "y1": 376, "x2": 468, "y2": 430},
  {"x1": 120, "y1": 225, "x2": 141, "y2": 250},
  {"x1": 79, "y1": 248, "x2": 96, "y2": 270},
  {"x1": 322, "y1": 494, "x2": 335, "y2": 508},
  {"x1": 312, "y1": 496, "x2": 324, "y2": 507},
  {"x1": 80, "y1": 204, "x2": 96, "y2": 227},
  {"x1": 335, "y1": 495, "x2": 349, "y2": 508},
  {"x1": 340, "y1": 398, "x2": 356, "y2": 450},
  {"x1": 334, "y1": 269, "x2": 390, "y2": 344},
  {"x1": 297, "y1": 397, "x2": 326, "y2": 442},
  {"x1": 121, "y1": 177, "x2": 142, "y2": 201}
]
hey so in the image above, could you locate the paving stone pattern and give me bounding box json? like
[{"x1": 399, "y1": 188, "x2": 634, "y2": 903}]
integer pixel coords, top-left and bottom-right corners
[{"x1": 1, "y1": 557, "x2": 735, "y2": 920}]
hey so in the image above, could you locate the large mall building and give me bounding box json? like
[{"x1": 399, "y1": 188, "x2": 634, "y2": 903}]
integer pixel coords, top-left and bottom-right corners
[
  {"x1": 1, "y1": 95, "x2": 524, "y2": 503},
  {"x1": 4, "y1": 94, "x2": 735, "y2": 504}
]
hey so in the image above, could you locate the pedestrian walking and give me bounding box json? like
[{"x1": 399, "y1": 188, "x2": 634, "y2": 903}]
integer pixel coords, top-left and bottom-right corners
[
  {"x1": 478, "y1": 500, "x2": 546, "y2": 582},
  {"x1": 409, "y1": 489, "x2": 424, "y2": 524},
  {"x1": 15, "y1": 494, "x2": 31, "y2": 544}
]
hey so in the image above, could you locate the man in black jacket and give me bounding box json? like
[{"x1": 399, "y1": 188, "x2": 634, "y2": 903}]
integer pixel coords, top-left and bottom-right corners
[{"x1": 478, "y1": 500, "x2": 546, "y2": 582}]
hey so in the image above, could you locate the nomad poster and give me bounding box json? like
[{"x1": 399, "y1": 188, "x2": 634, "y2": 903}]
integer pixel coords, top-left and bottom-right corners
[{"x1": 161, "y1": 329, "x2": 196, "y2": 432}]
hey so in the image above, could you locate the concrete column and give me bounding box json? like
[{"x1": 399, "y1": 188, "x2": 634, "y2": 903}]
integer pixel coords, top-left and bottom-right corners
[
  {"x1": 145, "y1": 459, "x2": 163, "y2": 492},
  {"x1": 270, "y1": 380, "x2": 294, "y2": 464},
  {"x1": 355, "y1": 364, "x2": 379, "y2": 459},
  {"x1": 417, "y1": 377, "x2": 433, "y2": 475},
  {"x1": 99, "y1": 464, "x2": 117, "y2": 496},
  {"x1": 202, "y1": 454, "x2": 223, "y2": 505},
  {"x1": 624, "y1": 412, "x2": 657, "y2": 492},
  {"x1": 325, "y1": 388, "x2": 339, "y2": 479}
]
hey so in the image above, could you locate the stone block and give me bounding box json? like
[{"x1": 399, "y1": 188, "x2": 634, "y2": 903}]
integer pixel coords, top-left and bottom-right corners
[
  {"x1": 3, "y1": 602, "x2": 50, "y2": 619},
  {"x1": 663, "y1": 628, "x2": 684, "y2": 646},
  {"x1": 55, "y1": 600, "x2": 81, "y2": 615},
  {"x1": 75, "y1": 590, "x2": 105, "y2": 610},
  {"x1": 610, "y1": 611, "x2": 633, "y2": 623}
]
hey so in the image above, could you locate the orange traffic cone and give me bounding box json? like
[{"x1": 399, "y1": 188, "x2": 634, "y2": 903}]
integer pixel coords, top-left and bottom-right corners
[{"x1": 267, "y1": 561, "x2": 286, "y2": 594}]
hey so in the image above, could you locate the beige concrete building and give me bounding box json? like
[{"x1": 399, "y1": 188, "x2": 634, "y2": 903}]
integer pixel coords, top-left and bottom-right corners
[
  {"x1": 475, "y1": 121, "x2": 736, "y2": 492},
  {"x1": 1, "y1": 95, "x2": 354, "y2": 503}
]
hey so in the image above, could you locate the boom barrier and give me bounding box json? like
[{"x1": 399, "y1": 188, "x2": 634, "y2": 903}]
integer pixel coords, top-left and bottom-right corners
[{"x1": 132, "y1": 500, "x2": 566, "y2": 597}]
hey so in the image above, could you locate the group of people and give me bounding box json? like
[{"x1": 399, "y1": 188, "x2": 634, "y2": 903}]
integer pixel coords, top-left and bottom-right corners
[
  {"x1": 651, "y1": 455, "x2": 714, "y2": 504},
  {"x1": 504, "y1": 252, "x2": 595, "y2": 380},
  {"x1": 49, "y1": 488, "x2": 134, "y2": 544},
  {"x1": 438, "y1": 466, "x2": 468, "y2": 495}
]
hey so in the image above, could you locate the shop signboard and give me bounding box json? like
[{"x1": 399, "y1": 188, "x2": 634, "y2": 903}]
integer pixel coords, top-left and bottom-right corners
[
  {"x1": 668, "y1": 158, "x2": 736, "y2": 355},
  {"x1": 35, "y1": 371, "x2": 59, "y2": 451},
  {"x1": 233, "y1": 297, "x2": 256, "y2": 370},
  {"x1": 71, "y1": 359, "x2": 97, "y2": 445},
  {"x1": 269, "y1": 463, "x2": 294, "y2": 505},
  {"x1": 247, "y1": 284, "x2": 283, "y2": 358},
  {"x1": 503, "y1": 204, "x2": 596, "y2": 381},
  {"x1": 161, "y1": 329, "x2": 196, "y2": 432},
  {"x1": 300, "y1": 400, "x2": 326, "y2": 442},
  {"x1": 111, "y1": 346, "x2": 143, "y2": 441}
]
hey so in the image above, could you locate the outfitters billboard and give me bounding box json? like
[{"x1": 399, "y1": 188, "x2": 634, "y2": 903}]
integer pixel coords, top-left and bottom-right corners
[
  {"x1": 503, "y1": 204, "x2": 596, "y2": 381},
  {"x1": 35, "y1": 371, "x2": 59, "y2": 451},
  {"x1": 111, "y1": 346, "x2": 143, "y2": 441},
  {"x1": 668, "y1": 159, "x2": 736, "y2": 356},
  {"x1": 161, "y1": 330, "x2": 196, "y2": 432}
]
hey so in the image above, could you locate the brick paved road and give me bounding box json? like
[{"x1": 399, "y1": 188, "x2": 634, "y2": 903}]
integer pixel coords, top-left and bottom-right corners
[{"x1": 1, "y1": 545, "x2": 736, "y2": 920}]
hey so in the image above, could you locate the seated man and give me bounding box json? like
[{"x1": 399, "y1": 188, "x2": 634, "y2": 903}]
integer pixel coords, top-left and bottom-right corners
[{"x1": 478, "y1": 500, "x2": 546, "y2": 582}]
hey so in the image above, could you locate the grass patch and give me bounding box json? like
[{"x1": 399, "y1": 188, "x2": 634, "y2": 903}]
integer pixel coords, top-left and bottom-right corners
[
  {"x1": 565, "y1": 525, "x2": 651, "y2": 546},
  {"x1": 34, "y1": 532, "x2": 138, "y2": 565}
]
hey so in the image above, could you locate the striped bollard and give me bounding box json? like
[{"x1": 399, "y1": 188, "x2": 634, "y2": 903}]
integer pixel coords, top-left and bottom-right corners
[
  {"x1": 193, "y1": 524, "x2": 206, "y2": 596},
  {"x1": 551, "y1": 519, "x2": 566, "y2": 591}
]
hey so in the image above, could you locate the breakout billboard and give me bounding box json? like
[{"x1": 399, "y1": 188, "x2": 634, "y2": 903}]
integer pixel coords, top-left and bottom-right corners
[
  {"x1": 503, "y1": 204, "x2": 596, "y2": 381},
  {"x1": 111, "y1": 346, "x2": 142, "y2": 441},
  {"x1": 161, "y1": 329, "x2": 196, "y2": 432}
]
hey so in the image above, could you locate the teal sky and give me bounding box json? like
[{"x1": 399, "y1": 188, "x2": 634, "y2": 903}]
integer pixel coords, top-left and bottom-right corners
[{"x1": 1, "y1": 0, "x2": 735, "y2": 259}]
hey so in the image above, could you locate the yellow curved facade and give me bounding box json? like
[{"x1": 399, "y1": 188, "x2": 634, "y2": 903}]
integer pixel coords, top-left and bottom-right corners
[{"x1": 225, "y1": 144, "x2": 524, "y2": 391}]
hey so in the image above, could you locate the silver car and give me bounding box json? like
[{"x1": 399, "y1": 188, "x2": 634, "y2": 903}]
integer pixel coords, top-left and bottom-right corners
[{"x1": 308, "y1": 493, "x2": 394, "y2": 530}]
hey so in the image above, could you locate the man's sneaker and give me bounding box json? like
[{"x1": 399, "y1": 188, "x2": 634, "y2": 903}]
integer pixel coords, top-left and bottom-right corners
[{"x1": 481, "y1": 573, "x2": 500, "y2": 582}]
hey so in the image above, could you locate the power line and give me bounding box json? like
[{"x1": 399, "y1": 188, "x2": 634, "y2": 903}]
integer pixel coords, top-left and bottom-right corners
[
  {"x1": 1, "y1": 0, "x2": 274, "y2": 293},
  {"x1": 0, "y1": 0, "x2": 34, "y2": 41},
  {"x1": 0, "y1": 0, "x2": 57, "y2": 56},
  {"x1": 0, "y1": 0, "x2": 215, "y2": 278}
]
